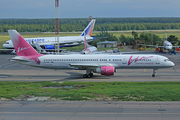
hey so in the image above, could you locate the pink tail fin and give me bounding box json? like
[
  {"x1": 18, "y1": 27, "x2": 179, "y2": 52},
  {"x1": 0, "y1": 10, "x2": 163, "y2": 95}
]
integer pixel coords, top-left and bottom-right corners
[
  {"x1": 8, "y1": 30, "x2": 41, "y2": 56},
  {"x1": 84, "y1": 31, "x2": 91, "y2": 53},
  {"x1": 84, "y1": 32, "x2": 87, "y2": 50}
]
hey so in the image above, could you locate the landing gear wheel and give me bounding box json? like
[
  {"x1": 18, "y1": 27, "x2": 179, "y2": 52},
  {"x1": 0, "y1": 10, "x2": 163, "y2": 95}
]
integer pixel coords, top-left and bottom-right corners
[
  {"x1": 83, "y1": 74, "x2": 87, "y2": 78},
  {"x1": 168, "y1": 51, "x2": 172, "y2": 55},
  {"x1": 83, "y1": 69, "x2": 93, "y2": 78},
  {"x1": 90, "y1": 73, "x2": 93, "y2": 77},
  {"x1": 83, "y1": 73, "x2": 93, "y2": 78},
  {"x1": 152, "y1": 69, "x2": 157, "y2": 77},
  {"x1": 87, "y1": 74, "x2": 91, "y2": 78}
]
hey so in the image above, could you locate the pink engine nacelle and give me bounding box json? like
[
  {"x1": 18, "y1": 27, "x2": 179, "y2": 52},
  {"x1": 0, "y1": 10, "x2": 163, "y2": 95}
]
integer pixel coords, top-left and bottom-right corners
[{"x1": 94, "y1": 66, "x2": 115, "y2": 76}]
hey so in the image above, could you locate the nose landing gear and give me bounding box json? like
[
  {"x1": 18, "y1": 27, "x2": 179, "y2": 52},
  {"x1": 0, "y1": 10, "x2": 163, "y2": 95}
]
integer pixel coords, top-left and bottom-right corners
[
  {"x1": 152, "y1": 69, "x2": 158, "y2": 77},
  {"x1": 168, "y1": 50, "x2": 176, "y2": 55}
]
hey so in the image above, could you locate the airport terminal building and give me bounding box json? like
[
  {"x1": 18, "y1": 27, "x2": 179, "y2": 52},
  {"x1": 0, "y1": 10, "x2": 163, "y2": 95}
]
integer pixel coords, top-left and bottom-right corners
[{"x1": 97, "y1": 41, "x2": 117, "y2": 48}]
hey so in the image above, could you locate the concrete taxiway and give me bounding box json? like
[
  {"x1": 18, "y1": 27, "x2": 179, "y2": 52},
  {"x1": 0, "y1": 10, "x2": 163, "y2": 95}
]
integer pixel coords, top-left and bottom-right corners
[
  {"x1": 0, "y1": 52, "x2": 179, "y2": 82},
  {"x1": 1, "y1": 101, "x2": 180, "y2": 120}
]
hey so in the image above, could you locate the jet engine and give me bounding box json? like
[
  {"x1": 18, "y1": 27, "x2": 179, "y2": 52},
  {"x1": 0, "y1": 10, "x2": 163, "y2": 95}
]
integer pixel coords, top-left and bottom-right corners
[
  {"x1": 94, "y1": 66, "x2": 115, "y2": 76},
  {"x1": 41, "y1": 45, "x2": 55, "y2": 49},
  {"x1": 156, "y1": 48, "x2": 159, "y2": 51},
  {"x1": 176, "y1": 48, "x2": 180, "y2": 51}
]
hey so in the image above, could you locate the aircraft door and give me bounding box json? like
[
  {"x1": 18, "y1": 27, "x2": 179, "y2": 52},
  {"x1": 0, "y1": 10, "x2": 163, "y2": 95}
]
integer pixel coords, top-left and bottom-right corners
[
  {"x1": 156, "y1": 57, "x2": 160, "y2": 64},
  {"x1": 122, "y1": 57, "x2": 127, "y2": 64}
]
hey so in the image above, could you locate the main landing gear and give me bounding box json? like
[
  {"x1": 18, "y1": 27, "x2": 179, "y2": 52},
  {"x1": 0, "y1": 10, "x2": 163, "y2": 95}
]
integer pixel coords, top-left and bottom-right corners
[
  {"x1": 152, "y1": 69, "x2": 158, "y2": 77},
  {"x1": 168, "y1": 50, "x2": 176, "y2": 55},
  {"x1": 83, "y1": 69, "x2": 93, "y2": 78},
  {"x1": 83, "y1": 73, "x2": 93, "y2": 78}
]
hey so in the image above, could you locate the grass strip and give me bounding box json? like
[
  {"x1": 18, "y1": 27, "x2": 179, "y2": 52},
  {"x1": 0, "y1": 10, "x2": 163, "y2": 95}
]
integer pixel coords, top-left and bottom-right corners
[{"x1": 0, "y1": 81, "x2": 180, "y2": 101}]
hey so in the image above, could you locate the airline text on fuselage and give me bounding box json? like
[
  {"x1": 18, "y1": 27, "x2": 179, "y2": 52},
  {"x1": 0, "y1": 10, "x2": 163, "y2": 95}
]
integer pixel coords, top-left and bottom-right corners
[
  {"x1": 25, "y1": 39, "x2": 45, "y2": 43},
  {"x1": 128, "y1": 56, "x2": 153, "y2": 65}
]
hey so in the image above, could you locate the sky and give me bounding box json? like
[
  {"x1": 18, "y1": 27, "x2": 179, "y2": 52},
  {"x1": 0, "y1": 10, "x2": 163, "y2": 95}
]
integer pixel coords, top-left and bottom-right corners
[{"x1": 0, "y1": 0, "x2": 180, "y2": 18}]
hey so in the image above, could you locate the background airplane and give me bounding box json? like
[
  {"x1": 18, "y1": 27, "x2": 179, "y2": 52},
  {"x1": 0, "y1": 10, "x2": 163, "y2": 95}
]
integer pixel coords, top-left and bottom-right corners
[
  {"x1": 139, "y1": 30, "x2": 180, "y2": 54},
  {"x1": 8, "y1": 30, "x2": 175, "y2": 78},
  {"x1": 81, "y1": 31, "x2": 98, "y2": 54},
  {"x1": 154, "y1": 31, "x2": 180, "y2": 54},
  {"x1": 3, "y1": 19, "x2": 96, "y2": 50}
]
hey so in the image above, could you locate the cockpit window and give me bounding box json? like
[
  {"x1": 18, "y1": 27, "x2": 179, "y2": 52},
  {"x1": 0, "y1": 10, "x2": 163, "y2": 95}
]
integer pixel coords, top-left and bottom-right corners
[
  {"x1": 164, "y1": 59, "x2": 170, "y2": 62},
  {"x1": 5, "y1": 42, "x2": 9, "y2": 44}
]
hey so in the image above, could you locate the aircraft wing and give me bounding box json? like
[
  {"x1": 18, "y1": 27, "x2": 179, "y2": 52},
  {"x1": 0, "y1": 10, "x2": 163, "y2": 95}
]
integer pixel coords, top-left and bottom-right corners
[
  {"x1": 69, "y1": 63, "x2": 113, "y2": 69},
  {"x1": 69, "y1": 63, "x2": 99, "y2": 69},
  {"x1": 172, "y1": 46, "x2": 180, "y2": 48},
  {"x1": 156, "y1": 46, "x2": 164, "y2": 48},
  {"x1": 137, "y1": 44, "x2": 156, "y2": 47},
  {"x1": 137, "y1": 44, "x2": 165, "y2": 48}
]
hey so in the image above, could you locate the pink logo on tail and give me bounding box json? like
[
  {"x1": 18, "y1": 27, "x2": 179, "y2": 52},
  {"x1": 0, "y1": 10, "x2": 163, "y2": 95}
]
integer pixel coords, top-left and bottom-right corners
[
  {"x1": 8, "y1": 30, "x2": 41, "y2": 56},
  {"x1": 17, "y1": 47, "x2": 30, "y2": 53}
]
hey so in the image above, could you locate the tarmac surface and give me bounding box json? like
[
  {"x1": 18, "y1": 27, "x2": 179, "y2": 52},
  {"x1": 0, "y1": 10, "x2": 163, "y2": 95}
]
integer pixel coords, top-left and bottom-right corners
[
  {"x1": 0, "y1": 51, "x2": 180, "y2": 120},
  {"x1": 1, "y1": 101, "x2": 180, "y2": 120}
]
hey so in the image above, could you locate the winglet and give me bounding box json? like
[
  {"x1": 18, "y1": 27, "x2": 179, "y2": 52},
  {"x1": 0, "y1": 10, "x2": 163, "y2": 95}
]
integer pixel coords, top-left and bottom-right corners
[
  {"x1": 80, "y1": 19, "x2": 96, "y2": 37},
  {"x1": 8, "y1": 30, "x2": 41, "y2": 56}
]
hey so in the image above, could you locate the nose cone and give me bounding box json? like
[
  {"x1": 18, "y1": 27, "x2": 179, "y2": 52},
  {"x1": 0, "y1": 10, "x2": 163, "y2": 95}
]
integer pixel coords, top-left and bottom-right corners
[
  {"x1": 170, "y1": 61, "x2": 175, "y2": 67},
  {"x1": 2, "y1": 44, "x2": 6, "y2": 48},
  {"x1": 169, "y1": 46, "x2": 172, "y2": 50}
]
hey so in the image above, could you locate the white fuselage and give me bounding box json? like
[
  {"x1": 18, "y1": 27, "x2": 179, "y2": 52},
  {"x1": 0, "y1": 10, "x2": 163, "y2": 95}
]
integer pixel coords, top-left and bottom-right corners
[
  {"x1": 11, "y1": 54, "x2": 174, "y2": 70},
  {"x1": 163, "y1": 41, "x2": 173, "y2": 50},
  {"x1": 3, "y1": 36, "x2": 95, "y2": 49}
]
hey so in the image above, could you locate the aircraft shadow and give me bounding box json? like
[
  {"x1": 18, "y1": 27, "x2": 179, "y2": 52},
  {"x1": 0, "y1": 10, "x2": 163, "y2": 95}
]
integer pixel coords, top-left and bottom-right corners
[{"x1": 52, "y1": 72, "x2": 111, "y2": 82}]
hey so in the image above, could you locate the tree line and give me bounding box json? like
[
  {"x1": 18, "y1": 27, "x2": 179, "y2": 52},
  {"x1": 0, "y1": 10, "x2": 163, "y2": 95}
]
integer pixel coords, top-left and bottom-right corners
[
  {"x1": 1, "y1": 23, "x2": 180, "y2": 32},
  {"x1": 1, "y1": 18, "x2": 180, "y2": 32},
  {"x1": 1, "y1": 17, "x2": 180, "y2": 24}
]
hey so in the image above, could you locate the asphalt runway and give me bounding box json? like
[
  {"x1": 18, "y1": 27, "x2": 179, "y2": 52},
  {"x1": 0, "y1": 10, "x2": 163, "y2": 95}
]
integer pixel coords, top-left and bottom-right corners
[
  {"x1": 0, "y1": 51, "x2": 179, "y2": 82},
  {"x1": 1, "y1": 101, "x2": 180, "y2": 120}
]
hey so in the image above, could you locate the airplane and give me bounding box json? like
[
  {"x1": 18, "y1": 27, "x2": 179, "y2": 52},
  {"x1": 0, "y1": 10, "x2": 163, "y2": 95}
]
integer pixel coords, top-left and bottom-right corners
[
  {"x1": 81, "y1": 31, "x2": 98, "y2": 54},
  {"x1": 139, "y1": 30, "x2": 180, "y2": 55},
  {"x1": 155, "y1": 31, "x2": 180, "y2": 54},
  {"x1": 2, "y1": 19, "x2": 96, "y2": 50},
  {"x1": 8, "y1": 30, "x2": 175, "y2": 78},
  {"x1": 33, "y1": 31, "x2": 98, "y2": 55}
]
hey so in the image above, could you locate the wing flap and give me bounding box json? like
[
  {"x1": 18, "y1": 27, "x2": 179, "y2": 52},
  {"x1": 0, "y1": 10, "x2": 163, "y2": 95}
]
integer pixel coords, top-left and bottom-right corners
[
  {"x1": 69, "y1": 63, "x2": 114, "y2": 69},
  {"x1": 69, "y1": 63, "x2": 99, "y2": 69}
]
